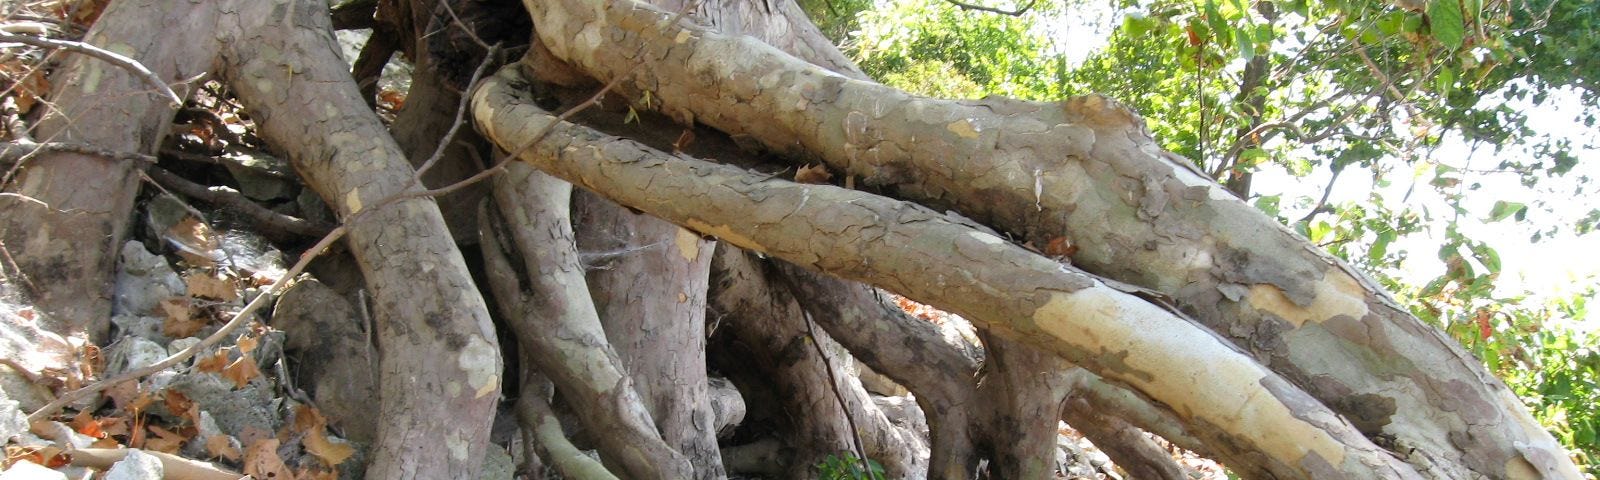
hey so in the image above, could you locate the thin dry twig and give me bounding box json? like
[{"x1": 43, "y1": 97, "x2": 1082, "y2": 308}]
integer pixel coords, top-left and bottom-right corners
[
  {"x1": 771, "y1": 270, "x2": 879, "y2": 480},
  {"x1": 945, "y1": 0, "x2": 1037, "y2": 16},
  {"x1": 0, "y1": 140, "x2": 157, "y2": 166},
  {"x1": 145, "y1": 166, "x2": 335, "y2": 238},
  {"x1": 412, "y1": 43, "x2": 501, "y2": 181},
  {"x1": 0, "y1": 33, "x2": 184, "y2": 106}
]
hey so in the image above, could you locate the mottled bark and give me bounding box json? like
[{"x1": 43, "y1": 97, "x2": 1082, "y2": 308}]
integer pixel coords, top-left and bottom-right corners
[
  {"x1": 708, "y1": 247, "x2": 927, "y2": 478},
  {"x1": 573, "y1": 193, "x2": 724, "y2": 478},
  {"x1": 217, "y1": 2, "x2": 500, "y2": 478},
  {"x1": 972, "y1": 334, "x2": 1073, "y2": 479},
  {"x1": 517, "y1": 0, "x2": 1577, "y2": 476},
  {"x1": 772, "y1": 263, "x2": 977, "y2": 476},
  {"x1": 779, "y1": 264, "x2": 1183, "y2": 479},
  {"x1": 478, "y1": 162, "x2": 693, "y2": 479},
  {"x1": 0, "y1": 0, "x2": 221, "y2": 342},
  {"x1": 1060, "y1": 397, "x2": 1186, "y2": 480},
  {"x1": 473, "y1": 68, "x2": 1423, "y2": 478}
]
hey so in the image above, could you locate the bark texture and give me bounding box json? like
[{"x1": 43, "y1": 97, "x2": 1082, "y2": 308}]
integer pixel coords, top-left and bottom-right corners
[
  {"x1": 217, "y1": 2, "x2": 500, "y2": 478},
  {"x1": 0, "y1": 0, "x2": 221, "y2": 342},
  {"x1": 479, "y1": 162, "x2": 694, "y2": 479},
  {"x1": 709, "y1": 247, "x2": 928, "y2": 478},
  {"x1": 574, "y1": 193, "x2": 725, "y2": 478},
  {"x1": 474, "y1": 67, "x2": 1427, "y2": 478},
  {"x1": 516, "y1": 0, "x2": 1578, "y2": 476}
]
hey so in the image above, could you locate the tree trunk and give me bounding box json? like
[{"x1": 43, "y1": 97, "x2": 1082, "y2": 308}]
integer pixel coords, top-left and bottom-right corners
[
  {"x1": 479, "y1": 162, "x2": 694, "y2": 479},
  {"x1": 217, "y1": 2, "x2": 500, "y2": 478},
  {"x1": 0, "y1": 0, "x2": 221, "y2": 343},
  {"x1": 511, "y1": 0, "x2": 1578, "y2": 476},
  {"x1": 473, "y1": 68, "x2": 1426, "y2": 478},
  {"x1": 573, "y1": 193, "x2": 725, "y2": 478}
]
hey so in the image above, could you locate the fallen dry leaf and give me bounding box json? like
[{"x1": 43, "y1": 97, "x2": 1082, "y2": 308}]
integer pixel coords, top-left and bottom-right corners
[
  {"x1": 296, "y1": 466, "x2": 339, "y2": 480},
  {"x1": 222, "y1": 352, "x2": 262, "y2": 388},
  {"x1": 236, "y1": 334, "x2": 259, "y2": 354},
  {"x1": 292, "y1": 406, "x2": 353, "y2": 467},
  {"x1": 1044, "y1": 236, "x2": 1078, "y2": 259},
  {"x1": 164, "y1": 389, "x2": 198, "y2": 422},
  {"x1": 185, "y1": 272, "x2": 240, "y2": 301},
  {"x1": 105, "y1": 381, "x2": 143, "y2": 411},
  {"x1": 143, "y1": 424, "x2": 190, "y2": 454},
  {"x1": 166, "y1": 217, "x2": 219, "y2": 267},
  {"x1": 244, "y1": 438, "x2": 294, "y2": 480},
  {"x1": 5, "y1": 446, "x2": 70, "y2": 468},
  {"x1": 794, "y1": 163, "x2": 833, "y2": 184},
  {"x1": 159, "y1": 297, "x2": 207, "y2": 338},
  {"x1": 205, "y1": 434, "x2": 242, "y2": 461},
  {"x1": 302, "y1": 429, "x2": 354, "y2": 467},
  {"x1": 195, "y1": 349, "x2": 229, "y2": 373},
  {"x1": 71, "y1": 410, "x2": 104, "y2": 438}
]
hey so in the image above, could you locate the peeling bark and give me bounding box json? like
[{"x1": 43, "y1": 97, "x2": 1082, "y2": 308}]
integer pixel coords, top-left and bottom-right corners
[
  {"x1": 217, "y1": 2, "x2": 500, "y2": 478},
  {"x1": 478, "y1": 161, "x2": 693, "y2": 479},
  {"x1": 516, "y1": 0, "x2": 1578, "y2": 475},
  {"x1": 0, "y1": 0, "x2": 221, "y2": 342},
  {"x1": 473, "y1": 68, "x2": 1426, "y2": 478},
  {"x1": 573, "y1": 193, "x2": 725, "y2": 478}
]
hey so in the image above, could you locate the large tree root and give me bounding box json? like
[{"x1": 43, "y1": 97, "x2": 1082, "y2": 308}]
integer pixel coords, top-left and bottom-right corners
[
  {"x1": 517, "y1": 0, "x2": 1578, "y2": 476},
  {"x1": 473, "y1": 66, "x2": 1424, "y2": 478},
  {"x1": 478, "y1": 161, "x2": 693, "y2": 479},
  {"x1": 573, "y1": 191, "x2": 726, "y2": 478},
  {"x1": 218, "y1": 2, "x2": 500, "y2": 478},
  {"x1": 709, "y1": 247, "x2": 927, "y2": 478},
  {"x1": 0, "y1": 0, "x2": 223, "y2": 342}
]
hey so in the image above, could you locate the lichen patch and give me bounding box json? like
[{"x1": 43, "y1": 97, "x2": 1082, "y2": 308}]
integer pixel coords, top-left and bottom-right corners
[{"x1": 457, "y1": 335, "x2": 500, "y2": 399}]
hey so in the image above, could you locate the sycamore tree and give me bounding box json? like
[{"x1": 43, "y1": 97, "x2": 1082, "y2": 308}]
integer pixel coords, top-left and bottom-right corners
[{"x1": 0, "y1": 0, "x2": 1592, "y2": 478}]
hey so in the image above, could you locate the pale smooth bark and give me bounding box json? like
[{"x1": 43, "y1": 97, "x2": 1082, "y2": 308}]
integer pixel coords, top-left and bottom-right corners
[
  {"x1": 474, "y1": 68, "x2": 1425, "y2": 478},
  {"x1": 217, "y1": 2, "x2": 500, "y2": 478},
  {"x1": 517, "y1": 0, "x2": 1577, "y2": 475}
]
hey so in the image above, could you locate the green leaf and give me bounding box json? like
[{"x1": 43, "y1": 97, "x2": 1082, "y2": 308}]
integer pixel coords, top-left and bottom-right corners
[
  {"x1": 1369, "y1": 230, "x2": 1397, "y2": 261},
  {"x1": 1427, "y1": 0, "x2": 1465, "y2": 50},
  {"x1": 1436, "y1": 66, "x2": 1454, "y2": 95},
  {"x1": 1308, "y1": 220, "x2": 1332, "y2": 243},
  {"x1": 1236, "y1": 26, "x2": 1256, "y2": 60},
  {"x1": 1471, "y1": 243, "x2": 1502, "y2": 273},
  {"x1": 1485, "y1": 201, "x2": 1527, "y2": 223},
  {"x1": 1205, "y1": 0, "x2": 1230, "y2": 45}
]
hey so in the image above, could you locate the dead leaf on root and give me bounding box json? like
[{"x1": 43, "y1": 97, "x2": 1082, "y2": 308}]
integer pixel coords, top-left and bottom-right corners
[{"x1": 185, "y1": 272, "x2": 239, "y2": 301}]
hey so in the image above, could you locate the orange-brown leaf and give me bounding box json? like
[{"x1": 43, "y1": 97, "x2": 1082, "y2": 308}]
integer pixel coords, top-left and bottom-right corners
[
  {"x1": 164, "y1": 389, "x2": 197, "y2": 422},
  {"x1": 144, "y1": 425, "x2": 189, "y2": 454},
  {"x1": 159, "y1": 297, "x2": 207, "y2": 338},
  {"x1": 302, "y1": 429, "x2": 354, "y2": 467},
  {"x1": 195, "y1": 349, "x2": 229, "y2": 373},
  {"x1": 185, "y1": 272, "x2": 239, "y2": 301},
  {"x1": 71, "y1": 410, "x2": 104, "y2": 438},
  {"x1": 1044, "y1": 236, "x2": 1078, "y2": 258},
  {"x1": 222, "y1": 353, "x2": 261, "y2": 388},
  {"x1": 244, "y1": 438, "x2": 294, "y2": 480},
  {"x1": 205, "y1": 434, "x2": 242, "y2": 461},
  {"x1": 794, "y1": 164, "x2": 833, "y2": 184},
  {"x1": 236, "y1": 334, "x2": 259, "y2": 354}
]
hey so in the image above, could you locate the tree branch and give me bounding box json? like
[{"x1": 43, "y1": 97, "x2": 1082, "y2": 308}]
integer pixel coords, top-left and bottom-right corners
[
  {"x1": 0, "y1": 33, "x2": 184, "y2": 106},
  {"x1": 944, "y1": 0, "x2": 1036, "y2": 16}
]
